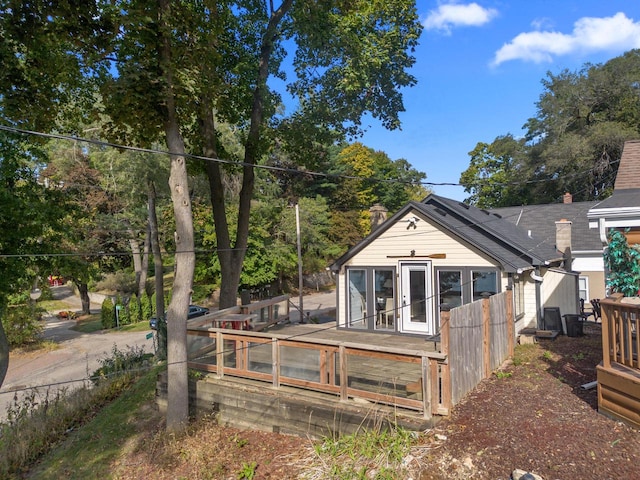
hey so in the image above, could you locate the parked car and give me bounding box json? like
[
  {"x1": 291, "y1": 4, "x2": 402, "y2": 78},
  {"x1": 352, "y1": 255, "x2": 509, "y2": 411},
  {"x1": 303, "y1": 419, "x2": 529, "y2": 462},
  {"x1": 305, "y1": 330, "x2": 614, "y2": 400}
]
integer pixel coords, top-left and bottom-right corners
[{"x1": 149, "y1": 305, "x2": 210, "y2": 330}]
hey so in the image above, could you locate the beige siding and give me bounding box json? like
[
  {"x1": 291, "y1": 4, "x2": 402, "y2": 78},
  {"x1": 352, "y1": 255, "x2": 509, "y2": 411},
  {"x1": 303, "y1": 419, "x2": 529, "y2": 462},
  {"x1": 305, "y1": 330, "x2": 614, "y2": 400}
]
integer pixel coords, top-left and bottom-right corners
[
  {"x1": 542, "y1": 268, "x2": 579, "y2": 316},
  {"x1": 335, "y1": 211, "x2": 514, "y2": 329},
  {"x1": 515, "y1": 276, "x2": 539, "y2": 331},
  {"x1": 346, "y1": 212, "x2": 497, "y2": 269}
]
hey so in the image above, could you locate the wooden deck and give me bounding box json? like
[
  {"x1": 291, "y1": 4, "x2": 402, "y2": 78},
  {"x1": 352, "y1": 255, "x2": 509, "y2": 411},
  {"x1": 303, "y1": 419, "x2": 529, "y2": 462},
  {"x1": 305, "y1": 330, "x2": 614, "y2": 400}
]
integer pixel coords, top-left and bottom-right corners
[
  {"x1": 598, "y1": 296, "x2": 640, "y2": 428},
  {"x1": 156, "y1": 292, "x2": 515, "y2": 437}
]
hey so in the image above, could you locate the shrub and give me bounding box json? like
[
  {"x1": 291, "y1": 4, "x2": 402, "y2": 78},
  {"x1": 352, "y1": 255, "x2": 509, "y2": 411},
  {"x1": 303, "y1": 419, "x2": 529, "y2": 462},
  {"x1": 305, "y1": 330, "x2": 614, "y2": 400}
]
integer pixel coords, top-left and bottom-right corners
[
  {"x1": 129, "y1": 294, "x2": 141, "y2": 323},
  {"x1": 101, "y1": 297, "x2": 115, "y2": 329},
  {"x1": 94, "y1": 271, "x2": 137, "y2": 294},
  {"x1": 140, "y1": 292, "x2": 152, "y2": 322},
  {"x1": 90, "y1": 344, "x2": 152, "y2": 385},
  {"x1": 2, "y1": 304, "x2": 44, "y2": 347}
]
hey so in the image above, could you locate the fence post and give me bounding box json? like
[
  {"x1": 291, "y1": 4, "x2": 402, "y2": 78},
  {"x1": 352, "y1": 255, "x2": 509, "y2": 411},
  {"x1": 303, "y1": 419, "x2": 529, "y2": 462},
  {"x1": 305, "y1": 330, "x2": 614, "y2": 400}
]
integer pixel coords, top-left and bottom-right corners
[
  {"x1": 439, "y1": 305, "x2": 451, "y2": 411},
  {"x1": 482, "y1": 294, "x2": 491, "y2": 378},
  {"x1": 505, "y1": 287, "x2": 515, "y2": 358}
]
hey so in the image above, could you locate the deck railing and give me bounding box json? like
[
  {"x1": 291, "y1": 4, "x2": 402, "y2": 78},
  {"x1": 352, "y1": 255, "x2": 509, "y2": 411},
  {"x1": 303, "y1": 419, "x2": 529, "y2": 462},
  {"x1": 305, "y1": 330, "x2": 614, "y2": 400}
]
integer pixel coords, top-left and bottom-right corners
[
  {"x1": 600, "y1": 295, "x2": 640, "y2": 370},
  {"x1": 186, "y1": 326, "x2": 448, "y2": 419}
]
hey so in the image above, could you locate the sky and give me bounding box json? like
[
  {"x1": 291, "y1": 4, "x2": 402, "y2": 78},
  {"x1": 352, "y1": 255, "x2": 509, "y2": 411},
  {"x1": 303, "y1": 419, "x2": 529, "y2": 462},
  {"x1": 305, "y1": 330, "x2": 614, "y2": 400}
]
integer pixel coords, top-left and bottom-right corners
[{"x1": 355, "y1": 1, "x2": 640, "y2": 201}]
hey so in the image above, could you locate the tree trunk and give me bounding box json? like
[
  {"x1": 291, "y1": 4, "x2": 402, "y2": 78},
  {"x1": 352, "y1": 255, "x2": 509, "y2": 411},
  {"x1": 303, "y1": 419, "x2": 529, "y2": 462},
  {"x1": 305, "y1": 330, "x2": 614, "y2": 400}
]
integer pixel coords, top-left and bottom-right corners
[
  {"x1": 139, "y1": 224, "x2": 151, "y2": 297},
  {"x1": 205, "y1": 1, "x2": 293, "y2": 309},
  {"x1": 148, "y1": 180, "x2": 165, "y2": 359},
  {"x1": 0, "y1": 305, "x2": 9, "y2": 389},
  {"x1": 75, "y1": 281, "x2": 90, "y2": 315},
  {"x1": 129, "y1": 236, "x2": 142, "y2": 293},
  {"x1": 159, "y1": 0, "x2": 195, "y2": 433}
]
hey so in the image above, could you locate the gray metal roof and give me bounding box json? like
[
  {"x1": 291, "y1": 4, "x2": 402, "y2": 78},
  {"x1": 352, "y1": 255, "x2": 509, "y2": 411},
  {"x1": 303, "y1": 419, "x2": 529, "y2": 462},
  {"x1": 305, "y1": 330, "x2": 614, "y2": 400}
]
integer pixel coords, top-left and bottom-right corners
[
  {"x1": 491, "y1": 201, "x2": 602, "y2": 252},
  {"x1": 331, "y1": 194, "x2": 563, "y2": 272}
]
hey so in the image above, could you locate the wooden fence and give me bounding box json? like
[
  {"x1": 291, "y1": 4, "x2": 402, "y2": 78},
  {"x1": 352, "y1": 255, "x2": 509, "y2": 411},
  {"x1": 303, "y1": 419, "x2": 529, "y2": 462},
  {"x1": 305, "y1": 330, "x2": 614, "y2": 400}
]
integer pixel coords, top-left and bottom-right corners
[{"x1": 441, "y1": 290, "x2": 515, "y2": 405}]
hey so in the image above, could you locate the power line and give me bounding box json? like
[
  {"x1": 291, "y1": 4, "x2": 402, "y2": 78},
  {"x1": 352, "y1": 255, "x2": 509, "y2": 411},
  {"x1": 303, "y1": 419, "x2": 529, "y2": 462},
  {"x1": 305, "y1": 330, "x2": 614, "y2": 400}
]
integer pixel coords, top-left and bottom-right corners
[{"x1": 0, "y1": 124, "x2": 619, "y2": 190}]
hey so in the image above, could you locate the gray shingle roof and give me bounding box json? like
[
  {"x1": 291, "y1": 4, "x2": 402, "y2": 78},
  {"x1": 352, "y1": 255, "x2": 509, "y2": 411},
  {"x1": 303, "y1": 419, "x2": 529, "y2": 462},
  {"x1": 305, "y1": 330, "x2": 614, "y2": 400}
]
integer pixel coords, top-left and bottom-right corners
[
  {"x1": 491, "y1": 201, "x2": 602, "y2": 252},
  {"x1": 417, "y1": 196, "x2": 563, "y2": 271},
  {"x1": 331, "y1": 194, "x2": 563, "y2": 273}
]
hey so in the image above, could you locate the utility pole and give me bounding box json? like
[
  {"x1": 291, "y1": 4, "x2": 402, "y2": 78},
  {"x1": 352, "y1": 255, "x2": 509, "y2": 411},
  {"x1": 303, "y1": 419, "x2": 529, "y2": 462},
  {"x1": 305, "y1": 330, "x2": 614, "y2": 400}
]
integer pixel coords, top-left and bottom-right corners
[{"x1": 295, "y1": 203, "x2": 303, "y2": 321}]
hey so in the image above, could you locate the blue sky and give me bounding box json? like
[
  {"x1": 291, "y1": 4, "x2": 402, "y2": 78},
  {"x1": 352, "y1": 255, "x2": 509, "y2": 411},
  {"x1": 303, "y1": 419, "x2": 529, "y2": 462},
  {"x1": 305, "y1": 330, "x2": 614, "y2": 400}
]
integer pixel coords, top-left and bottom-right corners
[{"x1": 357, "y1": 1, "x2": 640, "y2": 201}]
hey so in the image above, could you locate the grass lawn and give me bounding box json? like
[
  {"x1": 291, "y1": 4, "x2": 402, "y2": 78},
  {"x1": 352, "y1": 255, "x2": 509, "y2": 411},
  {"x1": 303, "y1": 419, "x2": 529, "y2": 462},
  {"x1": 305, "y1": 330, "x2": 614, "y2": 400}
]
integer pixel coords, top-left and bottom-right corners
[{"x1": 26, "y1": 368, "x2": 161, "y2": 480}]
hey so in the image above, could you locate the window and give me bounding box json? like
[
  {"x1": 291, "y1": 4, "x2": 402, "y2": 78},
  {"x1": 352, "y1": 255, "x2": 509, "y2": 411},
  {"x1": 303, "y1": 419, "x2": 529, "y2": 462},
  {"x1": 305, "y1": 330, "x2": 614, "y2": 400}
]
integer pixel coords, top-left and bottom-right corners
[
  {"x1": 578, "y1": 276, "x2": 588, "y2": 302},
  {"x1": 347, "y1": 269, "x2": 367, "y2": 329},
  {"x1": 346, "y1": 267, "x2": 396, "y2": 331},
  {"x1": 438, "y1": 270, "x2": 462, "y2": 308},
  {"x1": 513, "y1": 275, "x2": 525, "y2": 319},
  {"x1": 374, "y1": 269, "x2": 395, "y2": 330},
  {"x1": 472, "y1": 270, "x2": 498, "y2": 301}
]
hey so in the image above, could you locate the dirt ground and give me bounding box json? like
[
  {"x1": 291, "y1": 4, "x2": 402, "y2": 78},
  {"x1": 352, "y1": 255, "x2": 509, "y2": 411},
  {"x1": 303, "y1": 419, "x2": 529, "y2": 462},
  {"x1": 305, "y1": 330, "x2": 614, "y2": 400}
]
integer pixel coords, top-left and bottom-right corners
[{"x1": 112, "y1": 321, "x2": 640, "y2": 479}]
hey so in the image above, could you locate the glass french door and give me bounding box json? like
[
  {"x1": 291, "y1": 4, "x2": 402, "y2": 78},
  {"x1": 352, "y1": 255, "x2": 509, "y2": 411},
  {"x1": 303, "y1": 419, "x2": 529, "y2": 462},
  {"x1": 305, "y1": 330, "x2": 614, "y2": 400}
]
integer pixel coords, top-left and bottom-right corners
[{"x1": 400, "y1": 262, "x2": 434, "y2": 334}]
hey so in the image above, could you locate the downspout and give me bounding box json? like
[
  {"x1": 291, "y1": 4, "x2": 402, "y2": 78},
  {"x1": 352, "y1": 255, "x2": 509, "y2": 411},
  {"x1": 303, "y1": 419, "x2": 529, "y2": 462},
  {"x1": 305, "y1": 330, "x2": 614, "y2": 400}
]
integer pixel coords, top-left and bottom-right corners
[{"x1": 530, "y1": 269, "x2": 544, "y2": 330}]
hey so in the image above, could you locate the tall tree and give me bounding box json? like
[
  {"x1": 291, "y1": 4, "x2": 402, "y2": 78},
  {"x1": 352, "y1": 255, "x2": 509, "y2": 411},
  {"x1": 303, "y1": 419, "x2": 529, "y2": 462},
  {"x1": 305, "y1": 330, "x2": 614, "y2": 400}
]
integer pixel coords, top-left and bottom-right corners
[
  {"x1": 0, "y1": 131, "x2": 66, "y2": 388},
  {"x1": 0, "y1": 0, "x2": 423, "y2": 429},
  {"x1": 460, "y1": 135, "x2": 532, "y2": 208},
  {"x1": 462, "y1": 49, "x2": 640, "y2": 206}
]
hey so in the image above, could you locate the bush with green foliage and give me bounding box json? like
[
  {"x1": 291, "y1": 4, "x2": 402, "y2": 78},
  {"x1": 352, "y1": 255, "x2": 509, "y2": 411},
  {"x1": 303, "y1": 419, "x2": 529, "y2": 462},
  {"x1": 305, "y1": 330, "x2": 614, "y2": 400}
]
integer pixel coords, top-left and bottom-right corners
[
  {"x1": 91, "y1": 344, "x2": 152, "y2": 385},
  {"x1": 605, "y1": 229, "x2": 640, "y2": 297},
  {"x1": 1, "y1": 304, "x2": 44, "y2": 346},
  {"x1": 128, "y1": 294, "x2": 141, "y2": 323},
  {"x1": 140, "y1": 292, "x2": 152, "y2": 321},
  {"x1": 94, "y1": 271, "x2": 137, "y2": 294},
  {"x1": 101, "y1": 297, "x2": 115, "y2": 329}
]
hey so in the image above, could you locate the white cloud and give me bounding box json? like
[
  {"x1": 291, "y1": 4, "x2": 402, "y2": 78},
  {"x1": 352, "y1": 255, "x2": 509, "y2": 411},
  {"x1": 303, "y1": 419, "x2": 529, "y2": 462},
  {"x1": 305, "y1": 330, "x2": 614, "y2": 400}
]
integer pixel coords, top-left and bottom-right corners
[
  {"x1": 492, "y1": 12, "x2": 640, "y2": 66},
  {"x1": 424, "y1": 2, "x2": 498, "y2": 34}
]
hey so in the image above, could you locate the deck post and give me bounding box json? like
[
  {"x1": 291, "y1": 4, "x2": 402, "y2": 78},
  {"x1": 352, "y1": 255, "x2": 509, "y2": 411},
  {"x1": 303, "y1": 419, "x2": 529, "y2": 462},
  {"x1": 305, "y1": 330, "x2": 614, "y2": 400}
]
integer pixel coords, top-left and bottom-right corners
[
  {"x1": 272, "y1": 338, "x2": 280, "y2": 388},
  {"x1": 421, "y1": 355, "x2": 431, "y2": 419},
  {"x1": 216, "y1": 331, "x2": 224, "y2": 379},
  {"x1": 339, "y1": 345, "x2": 348, "y2": 401},
  {"x1": 439, "y1": 305, "x2": 451, "y2": 412}
]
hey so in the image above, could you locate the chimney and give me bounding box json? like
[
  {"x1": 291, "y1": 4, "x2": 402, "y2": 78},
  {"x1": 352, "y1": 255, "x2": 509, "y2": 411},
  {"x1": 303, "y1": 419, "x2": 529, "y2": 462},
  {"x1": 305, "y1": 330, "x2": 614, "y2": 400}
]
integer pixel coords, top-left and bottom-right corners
[
  {"x1": 369, "y1": 204, "x2": 388, "y2": 231},
  {"x1": 555, "y1": 218, "x2": 572, "y2": 268},
  {"x1": 563, "y1": 192, "x2": 573, "y2": 204}
]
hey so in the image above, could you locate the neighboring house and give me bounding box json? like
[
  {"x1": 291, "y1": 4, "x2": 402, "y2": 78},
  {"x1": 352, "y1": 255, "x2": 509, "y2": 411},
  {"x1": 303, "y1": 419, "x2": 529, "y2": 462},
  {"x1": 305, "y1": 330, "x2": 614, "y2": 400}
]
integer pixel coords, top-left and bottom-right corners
[
  {"x1": 492, "y1": 194, "x2": 605, "y2": 308},
  {"x1": 330, "y1": 194, "x2": 578, "y2": 337},
  {"x1": 588, "y1": 139, "x2": 640, "y2": 250}
]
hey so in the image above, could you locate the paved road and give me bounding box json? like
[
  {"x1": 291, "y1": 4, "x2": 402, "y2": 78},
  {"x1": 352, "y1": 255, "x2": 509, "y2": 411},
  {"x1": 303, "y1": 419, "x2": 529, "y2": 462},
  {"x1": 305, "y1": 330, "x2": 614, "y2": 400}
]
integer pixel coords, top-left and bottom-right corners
[{"x1": 0, "y1": 288, "x2": 154, "y2": 421}]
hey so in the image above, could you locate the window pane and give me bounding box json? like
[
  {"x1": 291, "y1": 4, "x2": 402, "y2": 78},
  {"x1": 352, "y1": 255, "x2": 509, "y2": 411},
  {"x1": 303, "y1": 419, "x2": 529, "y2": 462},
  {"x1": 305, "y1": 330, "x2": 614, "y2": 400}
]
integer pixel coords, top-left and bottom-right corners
[
  {"x1": 409, "y1": 270, "x2": 427, "y2": 323},
  {"x1": 374, "y1": 269, "x2": 394, "y2": 330},
  {"x1": 578, "y1": 276, "x2": 588, "y2": 301},
  {"x1": 473, "y1": 271, "x2": 497, "y2": 301},
  {"x1": 348, "y1": 269, "x2": 367, "y2": 328},
  {"x1": 438, "y1": 270, "x2": 462, "y2": 308}
]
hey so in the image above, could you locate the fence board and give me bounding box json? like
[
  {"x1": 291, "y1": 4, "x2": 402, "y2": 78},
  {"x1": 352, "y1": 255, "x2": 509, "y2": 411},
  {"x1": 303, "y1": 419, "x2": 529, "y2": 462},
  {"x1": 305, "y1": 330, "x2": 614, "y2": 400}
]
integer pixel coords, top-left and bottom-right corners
[{"x1": 448, "y1": 291, "x2": 512, "y2": 405}]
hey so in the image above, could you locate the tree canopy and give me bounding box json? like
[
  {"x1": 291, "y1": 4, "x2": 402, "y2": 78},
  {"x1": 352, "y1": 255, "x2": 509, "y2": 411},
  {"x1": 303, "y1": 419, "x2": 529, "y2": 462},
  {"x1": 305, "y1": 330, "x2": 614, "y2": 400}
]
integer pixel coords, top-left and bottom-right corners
[{"x1": 460, "y1": 49, "x2": 640, "y2": 207}]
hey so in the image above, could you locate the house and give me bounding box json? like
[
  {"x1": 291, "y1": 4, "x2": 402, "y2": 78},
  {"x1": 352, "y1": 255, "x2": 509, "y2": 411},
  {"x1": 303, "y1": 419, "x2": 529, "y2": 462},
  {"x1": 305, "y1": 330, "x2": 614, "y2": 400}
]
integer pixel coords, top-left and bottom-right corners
[
  {"x1": 330, "y1": 194, "x2": 578, "y2": 336},
  {"x1": 588, "y1": 139, "x2": 640, "y2": 249},
  {"x1": 492, "y1": 194, "x2": 605, "y2": 309},
  {"x1": 585, "y1": 139, "x2": 640, "y2": 428}
]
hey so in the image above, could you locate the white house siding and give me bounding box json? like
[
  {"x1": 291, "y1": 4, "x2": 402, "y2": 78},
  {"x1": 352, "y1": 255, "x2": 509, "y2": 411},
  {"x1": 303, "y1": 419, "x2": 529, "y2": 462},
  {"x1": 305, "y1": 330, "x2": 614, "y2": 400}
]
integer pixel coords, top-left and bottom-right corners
[
  {"x1": 542, "y1": 268, "x2": 579, "y2": 317},
  {"x1": 335, "y1": 212, "x2": 503, "y2": 327}
]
